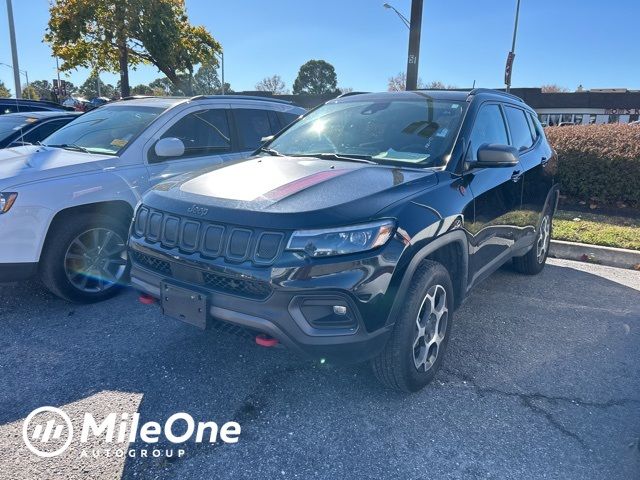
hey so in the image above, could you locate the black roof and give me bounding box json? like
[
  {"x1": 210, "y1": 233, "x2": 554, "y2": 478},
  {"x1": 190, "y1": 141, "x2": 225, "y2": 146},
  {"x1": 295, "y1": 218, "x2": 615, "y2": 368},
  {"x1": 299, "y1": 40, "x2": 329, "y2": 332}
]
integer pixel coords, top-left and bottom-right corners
[
  {"x1": 0, "y1": 110, "x2": 81, "y2": 120},
  {"x1": 0, "y1": 98, "x2": 66, "y2": 108}
]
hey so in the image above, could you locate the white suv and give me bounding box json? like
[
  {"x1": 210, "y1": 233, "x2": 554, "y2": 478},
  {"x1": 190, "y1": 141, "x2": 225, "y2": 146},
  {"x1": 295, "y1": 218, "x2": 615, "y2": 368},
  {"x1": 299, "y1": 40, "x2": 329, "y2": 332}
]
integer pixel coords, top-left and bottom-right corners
[{"x1": 0, "y1": 95, "x2": 304, "y2": 302}]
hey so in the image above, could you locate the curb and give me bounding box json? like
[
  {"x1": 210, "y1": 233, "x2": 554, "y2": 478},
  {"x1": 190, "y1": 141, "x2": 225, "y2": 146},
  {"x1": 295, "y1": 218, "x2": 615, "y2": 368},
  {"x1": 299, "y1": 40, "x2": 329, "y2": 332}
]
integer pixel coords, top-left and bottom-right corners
[{"x1": 549, "y1": 240, "x2": 640, "y2": 270}]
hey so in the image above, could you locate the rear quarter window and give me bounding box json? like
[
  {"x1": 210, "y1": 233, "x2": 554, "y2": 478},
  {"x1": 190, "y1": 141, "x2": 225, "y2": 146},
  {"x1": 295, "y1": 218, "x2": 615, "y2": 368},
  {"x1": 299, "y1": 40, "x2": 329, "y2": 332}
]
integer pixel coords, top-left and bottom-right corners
[{"x1": 504, "y1": 106, "x2": 534, "y2": 151}]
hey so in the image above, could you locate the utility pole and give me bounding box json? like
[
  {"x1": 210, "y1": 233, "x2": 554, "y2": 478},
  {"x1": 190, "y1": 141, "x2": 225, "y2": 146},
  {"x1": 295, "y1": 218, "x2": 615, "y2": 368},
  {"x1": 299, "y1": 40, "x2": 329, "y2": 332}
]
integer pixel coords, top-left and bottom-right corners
[
  {"x1": 505, "y1": 0, "x2": 521, "y2": 93},
  {"x1": 5, "y1": 0, "x2": 22, "y2": 98},
  {"x1": 405, "y1": 0, "x2": 424, "y2": 91}
]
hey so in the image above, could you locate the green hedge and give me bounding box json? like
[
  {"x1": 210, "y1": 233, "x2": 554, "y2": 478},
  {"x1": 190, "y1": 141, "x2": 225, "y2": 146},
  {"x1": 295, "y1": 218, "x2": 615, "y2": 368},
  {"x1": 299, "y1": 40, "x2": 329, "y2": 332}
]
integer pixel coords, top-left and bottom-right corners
[{"x1": 545, "y1": 124, "x2": 640, "y2": 207}]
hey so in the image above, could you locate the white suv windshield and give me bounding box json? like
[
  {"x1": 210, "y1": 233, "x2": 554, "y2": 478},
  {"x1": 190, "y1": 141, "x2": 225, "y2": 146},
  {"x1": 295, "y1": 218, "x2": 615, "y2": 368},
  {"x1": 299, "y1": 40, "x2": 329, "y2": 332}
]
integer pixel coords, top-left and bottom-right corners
[
  {"x1": 268, "y1": 98, "x2": 466, "y2": 166},
  {"x1": 43, "y1": 105, "x2": 164, "y2": 155}
]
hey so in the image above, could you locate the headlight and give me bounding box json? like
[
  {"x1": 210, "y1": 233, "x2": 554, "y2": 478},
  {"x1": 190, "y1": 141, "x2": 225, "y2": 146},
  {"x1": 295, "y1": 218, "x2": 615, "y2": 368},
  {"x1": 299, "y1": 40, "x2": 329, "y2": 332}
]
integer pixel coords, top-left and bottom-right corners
[
  {"x1": 0, "y1": 193, "x2": 17, "y2": 214},
  {"x1": 286, "y1": 220, "x2": 395, "y2": 257}
]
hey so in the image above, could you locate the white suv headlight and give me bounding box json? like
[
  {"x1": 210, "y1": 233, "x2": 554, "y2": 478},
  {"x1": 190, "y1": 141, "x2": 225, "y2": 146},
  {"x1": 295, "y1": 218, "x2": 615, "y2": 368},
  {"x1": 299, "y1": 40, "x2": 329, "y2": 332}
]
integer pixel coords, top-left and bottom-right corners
[
  {"x1": 0, "y1": 193, "x2": 17, "y2": 214},
  {"x1": 286, "y1": 220, "x2": 395, "y2": 257}
]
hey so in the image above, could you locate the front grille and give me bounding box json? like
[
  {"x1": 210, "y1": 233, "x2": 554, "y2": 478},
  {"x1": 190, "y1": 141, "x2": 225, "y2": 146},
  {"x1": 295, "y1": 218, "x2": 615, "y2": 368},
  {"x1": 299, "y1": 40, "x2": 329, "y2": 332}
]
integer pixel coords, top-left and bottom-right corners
[
  {"x1": 202, "y1": 271, "x2": 272, "y2": 300},
  {"x1": 131, "y1": 250, "x2": 171, "y2": 275},
  {"x1": 132, "y1": 206, "x2": 286, "y2": 266}
]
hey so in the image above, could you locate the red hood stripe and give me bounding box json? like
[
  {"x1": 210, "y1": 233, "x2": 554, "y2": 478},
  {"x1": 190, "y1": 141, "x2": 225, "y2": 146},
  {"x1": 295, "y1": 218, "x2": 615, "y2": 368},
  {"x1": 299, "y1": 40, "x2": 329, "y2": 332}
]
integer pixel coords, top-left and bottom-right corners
[{"x1": 259, "y1": 169, "x2": 350, "y2": 201}]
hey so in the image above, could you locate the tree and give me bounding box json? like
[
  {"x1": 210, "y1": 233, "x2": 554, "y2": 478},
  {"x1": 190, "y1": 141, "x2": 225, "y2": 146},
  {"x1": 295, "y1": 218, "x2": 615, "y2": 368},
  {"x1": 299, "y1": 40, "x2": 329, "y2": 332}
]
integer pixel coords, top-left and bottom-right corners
[
  {"x1": 0, "y1": 81, "x2": 10, "y2": 98},
  {"x1": 131, "y1": 84, "x2": 153, "y2": 95},
  {"x1": 292, "y1": 60, "x2": 339, "y2": 95},
  {"x1": 80, "y1": 70, "x2": 116, "y2": 98},
  {"x1": 338, "y1": 87, "x2": 354, "y2": 94},
  {"x1": 388, "y1": 72, "x2": 426, "y2": 91},
  {"x1": 21, "y1": 85, "x2": 39, "y2": 100},
  {"x1": 46, "y1": 0, "x2": 221, "y2": 97},
  {"x1": 541, "y1": 84, "x2": 569, "y2": 93},
  {"x1": 255, "y1": 75, "x2": 288, "y2": 94},
  {"x1": 192, "y1": 60, "x2": 223, "y2": 94},
  {"x1": 29, "y1": 80, "x2": 54, "y2": 100}
]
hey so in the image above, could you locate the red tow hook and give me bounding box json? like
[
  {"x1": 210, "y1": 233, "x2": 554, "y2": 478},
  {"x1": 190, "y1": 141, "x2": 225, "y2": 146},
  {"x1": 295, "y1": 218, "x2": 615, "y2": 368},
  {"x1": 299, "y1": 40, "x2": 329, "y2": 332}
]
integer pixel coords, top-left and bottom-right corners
[
  {"x1": 255, "y1": 334, "x2": 279, "y2": 347},
  {"x1": 138, "y1": 293, "x2": 156, "y2": 305}
]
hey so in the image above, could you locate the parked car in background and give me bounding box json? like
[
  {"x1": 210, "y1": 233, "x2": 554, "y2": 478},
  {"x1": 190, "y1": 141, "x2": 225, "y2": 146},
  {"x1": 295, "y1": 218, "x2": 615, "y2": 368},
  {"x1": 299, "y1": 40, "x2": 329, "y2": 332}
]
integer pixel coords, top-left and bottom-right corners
[
  {"x1": 0, "y1": 98, "x2": 71, "y2": 115},
  {"x1": 129, "y1": 89, "x2": 558, "y2": 391},
  {"x1": 62, "y1": 96, "x2": 91, "y2": 112},
  {"x1": 0, "y1": 111, "x2": 81, "y2": 149},
  {"x1": 87, "y1": 97, "x2": 110, "y2": 110},
  {"x1": 0, "y1": 95, "x2": 305, "y2": 302}
]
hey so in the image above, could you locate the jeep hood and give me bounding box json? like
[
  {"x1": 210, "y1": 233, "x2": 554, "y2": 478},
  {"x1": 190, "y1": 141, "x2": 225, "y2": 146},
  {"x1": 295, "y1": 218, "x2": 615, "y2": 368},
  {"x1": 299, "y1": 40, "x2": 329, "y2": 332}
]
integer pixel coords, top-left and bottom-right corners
[
  {"x1": 144, "y1": 156, "x2": 438, "y2": 229},
  {"x1": 0, "y1": 145, "x2": 114, "y2": 187}
]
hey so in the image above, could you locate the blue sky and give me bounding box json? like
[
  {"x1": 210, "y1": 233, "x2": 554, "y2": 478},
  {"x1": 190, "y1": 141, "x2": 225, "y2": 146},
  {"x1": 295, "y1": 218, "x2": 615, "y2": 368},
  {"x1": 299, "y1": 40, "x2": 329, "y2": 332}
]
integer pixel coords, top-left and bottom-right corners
[{"x1": 1, "y1": 0, "x2": 639, "y2": 95}]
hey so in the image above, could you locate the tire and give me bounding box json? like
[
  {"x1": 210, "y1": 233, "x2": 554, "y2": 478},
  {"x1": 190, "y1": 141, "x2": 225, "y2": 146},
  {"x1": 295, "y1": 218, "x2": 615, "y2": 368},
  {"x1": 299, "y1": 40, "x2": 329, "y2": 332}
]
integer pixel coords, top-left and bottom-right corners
[
  {"x1": 39, "y1": 213, "x2": 130, "y2": 303},
  {"x1": 372, "y1": 260, "x2": 454, "y2": 392},
  {"x1": 513, "y1": 211, "x2": 552, "y2": 275}
]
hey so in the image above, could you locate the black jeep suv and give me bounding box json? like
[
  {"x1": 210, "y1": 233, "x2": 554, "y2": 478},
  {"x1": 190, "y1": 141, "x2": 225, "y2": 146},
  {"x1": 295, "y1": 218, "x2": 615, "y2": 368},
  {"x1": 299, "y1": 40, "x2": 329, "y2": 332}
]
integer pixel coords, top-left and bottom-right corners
[{"x1": 129, "y1": 89, "x2": 558, "y2": 392}]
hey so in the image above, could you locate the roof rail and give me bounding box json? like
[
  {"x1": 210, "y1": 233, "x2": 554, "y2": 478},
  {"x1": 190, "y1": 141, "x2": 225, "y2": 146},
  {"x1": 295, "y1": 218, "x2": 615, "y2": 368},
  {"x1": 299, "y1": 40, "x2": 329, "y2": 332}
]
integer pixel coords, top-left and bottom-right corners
[
  {"x1": 189, "y1": 94, "x2": 293, "y2": 105},
  {"x1": 337, "y1": 91, "x2": 369, "y2": 98},
  {"x1": 467, "y1": 88, "x2": 524, "y2": 103}
]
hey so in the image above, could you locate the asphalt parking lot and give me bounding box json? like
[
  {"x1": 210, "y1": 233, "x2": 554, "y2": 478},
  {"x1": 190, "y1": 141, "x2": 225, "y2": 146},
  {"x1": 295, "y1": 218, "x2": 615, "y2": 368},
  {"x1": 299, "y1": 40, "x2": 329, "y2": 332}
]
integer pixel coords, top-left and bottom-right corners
[{"x1": 1, "y1": 258, "x2": 639, "y2": 480}]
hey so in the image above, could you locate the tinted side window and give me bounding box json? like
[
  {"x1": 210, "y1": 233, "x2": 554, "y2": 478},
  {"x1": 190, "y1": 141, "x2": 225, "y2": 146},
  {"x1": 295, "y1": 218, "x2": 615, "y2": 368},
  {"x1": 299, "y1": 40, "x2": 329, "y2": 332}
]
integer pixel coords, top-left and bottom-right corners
[
  {"x1": 469, "y1": 104, "x2": 508, "y2": 160},
  {"x1": 1, "y1": 104, "x2": 18, "y2": 114},
  {"x1": 504, "y1": 106, "x2": 534, "y2": 151},
  {"x1": 160, "y1": 109, "x2": 231, "y2": 159},
  {"x1": 527, "y1": 112, "x2": 542, "y2": 139},
  {"x1": 234, "y1": 109, "x2": 275, "y2": 150},
  {"x1": 277, "y1": 111, "x2": 301, "y2": 128},
  {"x1": 21, "y1": 119, "x2": 70, "y2": 144}
]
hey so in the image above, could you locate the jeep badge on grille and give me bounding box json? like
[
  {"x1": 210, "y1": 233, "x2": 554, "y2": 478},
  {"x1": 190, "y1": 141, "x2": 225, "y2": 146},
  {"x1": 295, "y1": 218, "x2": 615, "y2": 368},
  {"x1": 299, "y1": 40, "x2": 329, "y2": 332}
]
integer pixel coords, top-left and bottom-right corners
[{"x1": 187, "y1": 205, "x2": 208, "y2": 216}]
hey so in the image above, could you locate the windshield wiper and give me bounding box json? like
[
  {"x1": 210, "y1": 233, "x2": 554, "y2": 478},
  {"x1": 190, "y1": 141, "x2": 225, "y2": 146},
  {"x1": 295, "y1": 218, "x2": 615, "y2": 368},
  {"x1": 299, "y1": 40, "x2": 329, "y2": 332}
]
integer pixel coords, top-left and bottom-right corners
[
  {"x1": 48, "y1": 143, "x2": 91, "y2": 153},
  {"x1": 296, "y1": 153, "x2": 376, "y2": 164},
  {"x1": 258, "y1": 147, "x2": 283, "y2": 156}
]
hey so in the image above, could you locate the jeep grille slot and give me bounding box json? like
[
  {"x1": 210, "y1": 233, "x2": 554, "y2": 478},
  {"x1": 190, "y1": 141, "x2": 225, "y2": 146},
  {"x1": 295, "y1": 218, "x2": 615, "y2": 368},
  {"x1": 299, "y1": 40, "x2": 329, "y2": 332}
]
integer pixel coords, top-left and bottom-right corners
[
  {"x1": 133, "y1": 206, "x2": 286, "y2": 265},
  {"x1": 131, "y1": 250, "x2": 172, "y2": 276},
  {"x1": 202, "y1": 271, "x2": 272, "y2": 300}
]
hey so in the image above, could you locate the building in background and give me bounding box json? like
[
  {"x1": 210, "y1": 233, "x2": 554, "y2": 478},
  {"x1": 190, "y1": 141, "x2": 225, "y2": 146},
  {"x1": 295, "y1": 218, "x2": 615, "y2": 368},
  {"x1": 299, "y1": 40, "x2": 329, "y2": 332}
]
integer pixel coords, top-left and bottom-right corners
[
  {"x1": 512, "y1": 88, "x2": 640, "y2": 125},
  {"x1": 240, "y1": 88, "x2": 640, "y2": 126}
]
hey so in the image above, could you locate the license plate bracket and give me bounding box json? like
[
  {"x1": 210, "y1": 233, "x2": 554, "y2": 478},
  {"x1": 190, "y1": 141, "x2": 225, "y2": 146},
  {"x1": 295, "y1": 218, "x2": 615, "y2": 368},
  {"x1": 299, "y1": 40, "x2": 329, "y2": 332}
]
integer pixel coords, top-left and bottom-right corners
[{"x1": 160, "y1": 282, "x2": 208, "y2": 329}]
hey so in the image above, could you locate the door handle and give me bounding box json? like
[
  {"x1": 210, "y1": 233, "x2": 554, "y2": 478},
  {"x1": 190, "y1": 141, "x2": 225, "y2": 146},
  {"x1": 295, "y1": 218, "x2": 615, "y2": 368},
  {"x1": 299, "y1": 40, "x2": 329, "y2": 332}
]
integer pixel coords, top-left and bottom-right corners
[{"x1": 511, "y1": 170, "x2": 523, "y2": 182}]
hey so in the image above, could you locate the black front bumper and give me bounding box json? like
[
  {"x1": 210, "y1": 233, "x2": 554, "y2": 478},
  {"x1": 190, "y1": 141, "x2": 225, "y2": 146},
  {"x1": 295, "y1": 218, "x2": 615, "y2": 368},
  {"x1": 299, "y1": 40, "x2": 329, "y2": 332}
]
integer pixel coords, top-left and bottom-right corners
[{"x1": 129, "y1": 243, "x2": 396, "y2": 363}]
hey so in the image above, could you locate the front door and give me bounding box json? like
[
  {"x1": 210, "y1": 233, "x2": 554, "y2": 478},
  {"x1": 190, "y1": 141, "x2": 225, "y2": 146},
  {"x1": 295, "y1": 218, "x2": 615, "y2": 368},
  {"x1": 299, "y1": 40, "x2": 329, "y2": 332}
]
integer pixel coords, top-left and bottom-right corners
[
  {"x1": 465, "y1": 103, "x2": 524, "y2": 287},
  {"x1": 145, "y1": 105, "x2": 241, "y2": 187}
]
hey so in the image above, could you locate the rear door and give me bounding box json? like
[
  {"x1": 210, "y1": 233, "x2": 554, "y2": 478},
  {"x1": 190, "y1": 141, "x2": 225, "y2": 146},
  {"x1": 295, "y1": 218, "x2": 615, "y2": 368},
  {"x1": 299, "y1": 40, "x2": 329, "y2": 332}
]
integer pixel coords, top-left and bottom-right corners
[
  {"x1": 465, "y1": 103, "x2": 524, "y2": 286},
  {"x1": 229, "y1": 104, "x2": 284, "y2": 153},
  {"x1": 503, "y1": 105, "x2": 554, "y2": 248}
]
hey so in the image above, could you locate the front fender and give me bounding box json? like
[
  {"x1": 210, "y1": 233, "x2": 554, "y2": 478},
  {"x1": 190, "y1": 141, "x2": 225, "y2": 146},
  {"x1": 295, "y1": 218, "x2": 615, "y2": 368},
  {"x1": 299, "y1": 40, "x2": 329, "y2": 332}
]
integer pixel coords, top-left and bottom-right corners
[
  {"x1": 6, "y1": 170, "x2": 144, "y2": 262},
  {"x1": 384, "y1": 229, "x2": 469, "y2": 327}
]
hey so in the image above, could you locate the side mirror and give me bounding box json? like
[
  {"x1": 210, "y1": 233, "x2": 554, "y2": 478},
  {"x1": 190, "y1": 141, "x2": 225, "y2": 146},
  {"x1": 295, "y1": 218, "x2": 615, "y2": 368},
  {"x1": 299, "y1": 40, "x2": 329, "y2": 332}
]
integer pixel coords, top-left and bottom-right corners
[
  {"x1": 475, "y1": 144, "x2": 519, "y2": 167},
  {"x1": 154, "y1": 137, "x2": 185, "y2": 158},
  {"x1": 260, "y1": 135, "x2": 274, "y2": 143}
]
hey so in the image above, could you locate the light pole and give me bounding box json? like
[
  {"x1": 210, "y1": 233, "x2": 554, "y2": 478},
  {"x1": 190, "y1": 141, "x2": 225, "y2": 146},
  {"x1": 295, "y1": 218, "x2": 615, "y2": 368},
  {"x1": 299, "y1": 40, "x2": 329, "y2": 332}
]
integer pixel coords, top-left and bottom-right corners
[
  {"x1": 214, "y1": 51, "x2": 225, "y2": 95},
  {"x1": 383, "y1": 3, "x2": 410, "y2": 29},
  {"x1": 384, "y1": 1, "x2": 424, "y2": 91},
  {"x1": 5, "y1": 0, "x2": 22, "y2": 98},
  {"x1": 505, "y1": 0, "x2": 521, "y2": 93},
  {"x1": 0, "y1": 62, "x2": 29, "y2": 98}
]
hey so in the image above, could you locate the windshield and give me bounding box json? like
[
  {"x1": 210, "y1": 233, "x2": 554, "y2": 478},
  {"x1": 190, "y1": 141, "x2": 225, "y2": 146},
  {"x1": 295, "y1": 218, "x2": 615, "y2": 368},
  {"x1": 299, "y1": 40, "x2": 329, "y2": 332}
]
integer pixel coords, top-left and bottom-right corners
[
  {"x1": 267, "y1": 98, "x2": 466, "y2": 166},
  {"x1": 43, "y1": 105, "x2": 164, "y2": 155},
  {"x1": 0, "y1": 115, "x2": 33, "y2": 142}
]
